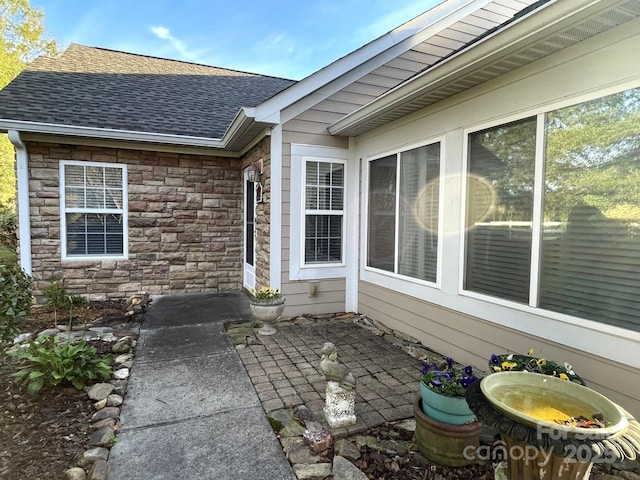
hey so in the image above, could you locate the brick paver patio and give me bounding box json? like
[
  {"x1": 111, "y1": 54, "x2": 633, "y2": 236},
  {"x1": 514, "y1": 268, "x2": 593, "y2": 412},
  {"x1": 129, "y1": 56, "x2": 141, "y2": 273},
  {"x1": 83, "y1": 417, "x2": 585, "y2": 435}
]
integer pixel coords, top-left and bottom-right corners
[{"x1": 234, "y1": 316, "x2": 425, "y2": 438}]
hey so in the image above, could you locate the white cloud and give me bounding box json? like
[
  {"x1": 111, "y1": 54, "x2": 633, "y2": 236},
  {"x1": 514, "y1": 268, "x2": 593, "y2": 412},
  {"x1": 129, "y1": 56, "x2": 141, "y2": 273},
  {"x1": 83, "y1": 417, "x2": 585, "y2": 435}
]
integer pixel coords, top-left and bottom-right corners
[
  {"x1": 151, "y1": 26, "x2": 171, "y2": 40},
  {"x1": 150, "y1": 25, "x2": 200, "y2": 62}
]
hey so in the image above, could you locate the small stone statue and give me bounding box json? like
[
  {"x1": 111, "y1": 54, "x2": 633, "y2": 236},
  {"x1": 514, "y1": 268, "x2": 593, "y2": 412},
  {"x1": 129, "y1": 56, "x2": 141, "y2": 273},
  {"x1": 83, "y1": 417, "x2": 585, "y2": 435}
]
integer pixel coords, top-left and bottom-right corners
[
  {"x1": 319, "y1": 342, "x2": 358, "y2": 389},
  {"x1": 319, "y1": 342, "x2": 357, "y2": 427}
]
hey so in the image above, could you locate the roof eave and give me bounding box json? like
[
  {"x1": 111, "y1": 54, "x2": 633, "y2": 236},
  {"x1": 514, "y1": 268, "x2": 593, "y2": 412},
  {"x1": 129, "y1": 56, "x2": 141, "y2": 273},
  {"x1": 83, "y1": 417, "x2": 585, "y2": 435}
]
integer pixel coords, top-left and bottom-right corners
[
  {"x1": 0, "y1": 120, "x2": 228, "y2": 149},
  {"x1": 328, "y1": 0, "x2": 637, "y2": 136},
  {"x1": 221, "y1": 107, "x2": 277, "y2": 152},
  {"x1": 253, "y1": 0, "x2": 487, "y2": 123}
]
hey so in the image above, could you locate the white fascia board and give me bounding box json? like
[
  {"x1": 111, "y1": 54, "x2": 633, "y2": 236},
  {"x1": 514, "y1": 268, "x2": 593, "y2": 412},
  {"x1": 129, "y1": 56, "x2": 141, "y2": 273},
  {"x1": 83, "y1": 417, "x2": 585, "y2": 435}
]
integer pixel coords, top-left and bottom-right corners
[
  {"x1": 329, "y1": 0, "x2": 623, "y2": 135},
  {"x1": 253, "y1": 0, "x2": 488, "y2": 124},
  {"x1": 0, "y1": 119, "x2": 227, "y2": 148},
  {"x1": 0, "y1": 107, "x2": 275, "y2": 153},
  {"x1": 222, "y1": 107, "x2": 255, "y2": 139}
]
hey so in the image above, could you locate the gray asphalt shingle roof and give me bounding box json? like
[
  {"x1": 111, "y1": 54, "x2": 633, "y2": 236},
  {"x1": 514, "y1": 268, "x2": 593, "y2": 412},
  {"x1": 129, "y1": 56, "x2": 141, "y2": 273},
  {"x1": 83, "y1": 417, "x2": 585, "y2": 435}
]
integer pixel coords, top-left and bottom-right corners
[{"x1": 0, "y1": 44, "x2": 296, "y2": 139}]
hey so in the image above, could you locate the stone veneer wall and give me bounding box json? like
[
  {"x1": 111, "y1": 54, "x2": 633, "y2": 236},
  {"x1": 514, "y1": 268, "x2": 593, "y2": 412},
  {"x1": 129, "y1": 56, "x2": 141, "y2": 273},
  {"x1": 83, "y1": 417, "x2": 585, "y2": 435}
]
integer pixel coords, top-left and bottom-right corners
[
  {"x1": 240, "y1": 138, "x2": 271, "y2": 290},
  {"x1": 26, "y1": 142, "x2": 245, "y2": 302}
]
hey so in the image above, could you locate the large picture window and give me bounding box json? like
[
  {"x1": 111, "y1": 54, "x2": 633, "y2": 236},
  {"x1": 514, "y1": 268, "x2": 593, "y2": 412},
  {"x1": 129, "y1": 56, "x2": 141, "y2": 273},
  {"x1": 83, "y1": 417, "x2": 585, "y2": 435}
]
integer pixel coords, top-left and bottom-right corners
[
  {"x1": 60, "y1": 161, "x2": 127, "y2": 259},
  {"x1": 367, "y1": 143, "x2": 440, "y2": 283},
  {"x1": 465, "y1": 118, "x2": 536, "y2": 303},
  {"x1": 465, "y1": 87, "x2": 640, "y2": 331},
  {"x1": 304, "y1": 160, "x2": 344, "y2": 264}
]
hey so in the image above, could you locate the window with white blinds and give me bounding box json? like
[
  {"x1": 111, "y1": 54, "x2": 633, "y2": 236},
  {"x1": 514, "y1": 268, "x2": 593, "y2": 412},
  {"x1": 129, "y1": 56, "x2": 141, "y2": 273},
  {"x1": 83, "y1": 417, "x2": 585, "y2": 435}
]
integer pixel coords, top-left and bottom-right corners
[
  {"x1": 304, "y1": 160, "x2": 344, "y2": 264},
  {"x1": 465, "y1": 87, "x2": 640, "y2": 332},
  {"x1": 367, "y1": 143, "x2": 440, "y2": 283},
  {"x1": 60, "y1": 161, "x2": 127, "y2": 259}
]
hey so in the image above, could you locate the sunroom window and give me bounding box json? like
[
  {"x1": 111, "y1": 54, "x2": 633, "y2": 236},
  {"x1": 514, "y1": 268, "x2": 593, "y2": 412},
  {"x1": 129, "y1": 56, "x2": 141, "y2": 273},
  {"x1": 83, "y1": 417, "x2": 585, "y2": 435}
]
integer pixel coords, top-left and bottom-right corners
[
  {"x1": 465, "y1": 87, "x2": 640, "y2": 331},
  {"x1": 367, "y1": 143, "x2": 440, "y2": 282},
  {"x1": 60, "y1": 161, "x2": 127, "y2": 259},
  {"x1": 465, "y1": 118, "x2": 536, "y2": 303}
]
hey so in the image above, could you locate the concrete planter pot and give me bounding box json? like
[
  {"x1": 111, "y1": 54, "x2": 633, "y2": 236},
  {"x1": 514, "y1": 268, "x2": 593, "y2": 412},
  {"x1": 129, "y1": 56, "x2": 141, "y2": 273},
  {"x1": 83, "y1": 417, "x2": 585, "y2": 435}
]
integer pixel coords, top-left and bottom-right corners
[
  {"x1": 420, "y1": 380, "x2": 477, "y2": 425},
  {"x1": 249, "y1": 297, "x2": 285, "y2": 335},
  {"x1": 413, "y1": 397, "x2": 482, "y2": 467}
]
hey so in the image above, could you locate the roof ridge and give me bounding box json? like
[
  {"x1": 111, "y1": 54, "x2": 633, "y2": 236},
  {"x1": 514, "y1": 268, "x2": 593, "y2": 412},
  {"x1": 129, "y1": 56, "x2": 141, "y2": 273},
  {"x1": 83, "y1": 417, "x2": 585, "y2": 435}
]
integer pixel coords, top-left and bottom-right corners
[{"x1": 67, "y1": 43, "x2": 296, "y2": 82}]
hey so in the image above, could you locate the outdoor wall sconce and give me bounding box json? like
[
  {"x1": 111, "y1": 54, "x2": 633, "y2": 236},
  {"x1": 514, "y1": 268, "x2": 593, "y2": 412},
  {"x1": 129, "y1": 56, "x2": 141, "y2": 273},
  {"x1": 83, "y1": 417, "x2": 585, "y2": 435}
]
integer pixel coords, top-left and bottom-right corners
[
  {"x1": 247, "y1": 159, "x2": 263, "y2": 183},
  {"x1": 247, "y1": 164, "x2": 261, "y2": 183},
  {"x1": 247, "y1": 160, "x2": 264, "y2": 202}
]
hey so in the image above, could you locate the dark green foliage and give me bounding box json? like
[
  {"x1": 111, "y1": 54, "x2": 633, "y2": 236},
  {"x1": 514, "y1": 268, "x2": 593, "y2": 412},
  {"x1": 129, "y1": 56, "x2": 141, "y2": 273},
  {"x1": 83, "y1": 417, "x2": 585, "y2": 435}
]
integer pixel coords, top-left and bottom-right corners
[
  {"x1": 43, "y1": 280, "x2": 65, "y2": 325},
  {"x1": 66, "y1": 294, "x2": 87, "y2": 307},
  {"x1": 43, "y1": 280, "x2": 88, "y2": 327},
  {"x1": 0, "y1": 210, "x2": 16, "y2": 249},
  {"x1": 0, "y1": 262, "x2": 32, "y2": 348},
  {"x1": 11, "y1": 335, "x2": 112, "y2": 396}
]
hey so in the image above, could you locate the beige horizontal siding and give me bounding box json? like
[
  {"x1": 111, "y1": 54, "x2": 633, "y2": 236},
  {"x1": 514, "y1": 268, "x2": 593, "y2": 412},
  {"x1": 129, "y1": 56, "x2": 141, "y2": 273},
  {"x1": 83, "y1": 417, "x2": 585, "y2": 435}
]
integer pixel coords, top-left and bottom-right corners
[
  {"x1": 280, "y1": 126, "x2": 349, "y2": 316},
  {"x1": 340, "y1": 82, "x2": 389, "y2": 97},
  {"x1": 283, "y1": 278, "x2": 347, "y2": 317},
  {"x1": 292, "y1": 109, "x2": 347, "y2": 125},
  {"x1": 359, "y1": 281, "x2": 640, "y2": 418},
  {"x1": 282, "y1": 131, "x2": 348, "y2": 148},
  {"x1": 276, "y1": 0, "x2": 534, "y2": 337}
]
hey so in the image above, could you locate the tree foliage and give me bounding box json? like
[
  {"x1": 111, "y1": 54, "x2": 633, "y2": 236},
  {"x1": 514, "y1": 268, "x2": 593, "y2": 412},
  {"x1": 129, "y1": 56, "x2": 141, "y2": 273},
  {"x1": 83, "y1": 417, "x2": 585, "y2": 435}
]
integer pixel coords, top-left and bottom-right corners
[
  {"x1": 472, "y1": 87, "x2": 640, "y2": 226},
  {"x1": 0, "y1": 0, "x2": 58, "y2": 209}
]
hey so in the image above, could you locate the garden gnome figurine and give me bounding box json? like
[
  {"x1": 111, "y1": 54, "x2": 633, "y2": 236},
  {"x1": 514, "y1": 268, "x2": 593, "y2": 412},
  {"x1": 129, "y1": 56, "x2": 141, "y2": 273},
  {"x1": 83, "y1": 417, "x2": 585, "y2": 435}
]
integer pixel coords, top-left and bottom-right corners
[{"x1": 319, "y1": 342, "x2": 358, "y2": 427}]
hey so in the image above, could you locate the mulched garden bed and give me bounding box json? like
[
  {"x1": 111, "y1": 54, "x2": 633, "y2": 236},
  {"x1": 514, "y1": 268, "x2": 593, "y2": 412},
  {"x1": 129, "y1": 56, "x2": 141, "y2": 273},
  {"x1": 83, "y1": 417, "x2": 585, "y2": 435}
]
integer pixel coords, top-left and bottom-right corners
[
  {"x1": 0, "y1": 301, "x2": 124, "y2": 480},
  {"x1": 350, "y1": 423, "x2": 495, "y2": 480}
]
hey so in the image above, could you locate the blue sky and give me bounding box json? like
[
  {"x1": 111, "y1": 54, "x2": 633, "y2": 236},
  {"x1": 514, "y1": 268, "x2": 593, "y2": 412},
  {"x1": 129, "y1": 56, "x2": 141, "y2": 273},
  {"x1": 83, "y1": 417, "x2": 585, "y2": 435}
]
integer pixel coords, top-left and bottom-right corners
[{"x1": 31, "y1": 1, "x2": 442, "y2": 80}]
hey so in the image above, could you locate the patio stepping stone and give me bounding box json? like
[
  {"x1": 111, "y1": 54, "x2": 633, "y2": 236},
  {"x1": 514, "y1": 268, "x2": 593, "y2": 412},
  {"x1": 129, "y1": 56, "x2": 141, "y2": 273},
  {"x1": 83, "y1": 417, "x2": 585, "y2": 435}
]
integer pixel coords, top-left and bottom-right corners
[{"x1": 332, "y1": 455, "x2": 368, "y2": 480}]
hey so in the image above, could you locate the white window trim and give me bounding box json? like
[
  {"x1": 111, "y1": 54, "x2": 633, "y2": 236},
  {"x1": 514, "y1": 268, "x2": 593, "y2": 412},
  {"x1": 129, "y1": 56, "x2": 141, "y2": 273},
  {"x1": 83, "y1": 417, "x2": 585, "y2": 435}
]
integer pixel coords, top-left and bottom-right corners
[
  {"x1": 360, "y1": 137, "x2": 444, "y2": 294},
  {"x1": 457, "y1": 83, "x2": 640, "y2": 343},
  {"x1": 290, "y1": 144, "x2": 349, "y2": 280},
  {"x1": 355, "y1": 80, "x2": 640, "y2": 369},
  {"x1": 59, "y1": 160, "x2": 129, "y2": 261}
]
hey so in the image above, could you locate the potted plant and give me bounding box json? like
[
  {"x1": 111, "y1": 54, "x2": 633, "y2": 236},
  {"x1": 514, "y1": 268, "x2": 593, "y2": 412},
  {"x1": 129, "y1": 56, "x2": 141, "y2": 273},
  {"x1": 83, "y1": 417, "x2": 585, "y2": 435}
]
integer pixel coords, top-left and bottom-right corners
[
  {"x1": 248, "y1": 286, "x2": 285, "y2": 336},
  {"x1": 414, "y1": 357, "x2": 483, "y2": 467},
  {"x1": 420, "y1": 357, "x2": 479, "y2": 424},
  {"x1": 488, "y1": 349, "x2": 585, "y2": 385}
]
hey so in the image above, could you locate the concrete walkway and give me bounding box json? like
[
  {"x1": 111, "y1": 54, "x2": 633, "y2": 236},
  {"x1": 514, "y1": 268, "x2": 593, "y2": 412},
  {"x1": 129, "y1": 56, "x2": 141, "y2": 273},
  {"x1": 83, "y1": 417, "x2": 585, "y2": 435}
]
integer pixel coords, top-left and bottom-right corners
[{"x1": 107, "y1": 292, "x2": 296, "y2": 480}]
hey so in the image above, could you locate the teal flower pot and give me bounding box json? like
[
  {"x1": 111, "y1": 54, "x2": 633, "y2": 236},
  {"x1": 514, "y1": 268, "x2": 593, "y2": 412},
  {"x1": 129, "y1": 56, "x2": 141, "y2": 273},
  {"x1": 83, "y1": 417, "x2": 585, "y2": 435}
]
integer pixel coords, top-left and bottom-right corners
[{"x1": 420, "y1": 380, "x2": 477, "y2": 425}]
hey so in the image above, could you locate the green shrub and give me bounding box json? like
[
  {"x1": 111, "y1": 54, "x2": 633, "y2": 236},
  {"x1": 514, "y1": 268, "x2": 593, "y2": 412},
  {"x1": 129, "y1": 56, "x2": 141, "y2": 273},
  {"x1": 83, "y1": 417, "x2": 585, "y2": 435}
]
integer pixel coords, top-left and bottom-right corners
[
  {"x1": 0, "y1": 263, "x2": 32, "y2": 349},
  {"x1": 44, "y1": 281, "x2": 89, "y2": 327},
  {"x1": 0, "y1": 210, "x2": 17, "y2": 250},
  {"x1": 66, "y1": 294, "x2": 87, "y2": 307},
  {"x1": 43, "y1": 280, "x2": 66, "y2": 326},
  {"x1": 11, "y1": 335, "x2": 113, "y2": 396}
]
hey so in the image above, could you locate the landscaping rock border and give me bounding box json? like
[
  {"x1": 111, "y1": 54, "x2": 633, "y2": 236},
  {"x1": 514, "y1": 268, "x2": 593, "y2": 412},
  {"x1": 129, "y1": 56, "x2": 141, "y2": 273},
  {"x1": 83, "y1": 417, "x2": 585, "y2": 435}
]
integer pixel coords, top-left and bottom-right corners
[{"x1": 24, "y1": 320, "x2": 143, "y2": 480}]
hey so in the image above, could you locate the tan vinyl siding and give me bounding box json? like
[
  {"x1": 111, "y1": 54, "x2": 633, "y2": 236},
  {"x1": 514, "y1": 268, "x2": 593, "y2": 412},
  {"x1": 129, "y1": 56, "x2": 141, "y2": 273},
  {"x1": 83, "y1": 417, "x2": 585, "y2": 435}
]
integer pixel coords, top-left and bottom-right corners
[
  {"x1": 281, "y1": 132, "x2": 349, "y2": 316},
  {"x1": 354, "y1": 24, "x2": 640, "y2": 417},
  {"x1": 359, "y1": 281, "x2": 639, "y2": 417},
  {"x1": 283, "y1": 278, "x2": 347, "y2": 316},
  {"x1": 276, "y1": 0, "x2": 538, "y2": 318}
]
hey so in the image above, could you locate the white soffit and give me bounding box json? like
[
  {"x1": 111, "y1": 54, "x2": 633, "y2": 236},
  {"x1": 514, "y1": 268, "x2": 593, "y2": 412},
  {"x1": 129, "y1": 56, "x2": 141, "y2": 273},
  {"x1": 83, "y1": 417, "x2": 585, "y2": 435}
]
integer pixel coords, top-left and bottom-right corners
[{"x1": 329, "y1": 0, "x2": 640, "y2": 136}]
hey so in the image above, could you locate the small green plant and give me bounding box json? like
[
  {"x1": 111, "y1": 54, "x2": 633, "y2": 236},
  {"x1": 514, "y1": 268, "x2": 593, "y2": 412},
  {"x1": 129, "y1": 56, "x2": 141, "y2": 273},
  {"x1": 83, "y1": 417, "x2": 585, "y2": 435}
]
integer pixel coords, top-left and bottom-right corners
[
  {"x1": 11, "y1": 335, "x2": 113, "y2": 396},
  {"x1": 0, "y1": 263, "x2": 32, "y2": 349},
  {"x1": 43, "y1": 280, "x2": 67, "y2": 326},
  {"x1": 64, "y1": 293, "x2": 87, "y2": 329}
]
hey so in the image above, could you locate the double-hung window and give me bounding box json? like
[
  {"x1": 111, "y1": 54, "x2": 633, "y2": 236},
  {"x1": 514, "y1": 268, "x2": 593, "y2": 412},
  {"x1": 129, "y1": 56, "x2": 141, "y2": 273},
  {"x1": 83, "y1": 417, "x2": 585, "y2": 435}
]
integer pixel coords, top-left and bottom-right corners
[
  {"x1": 367, "y1": 142, "x2": 441, "y2": 283},
  {"x1": 464, "y1": 86, "x2": 640, "y2": 332},
  {"x1": 60, "y1": 161, "x2": 127, "y2": 260},
  {"x1": 304, "y1": 160, "x2": 344, "y2": 264}
]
